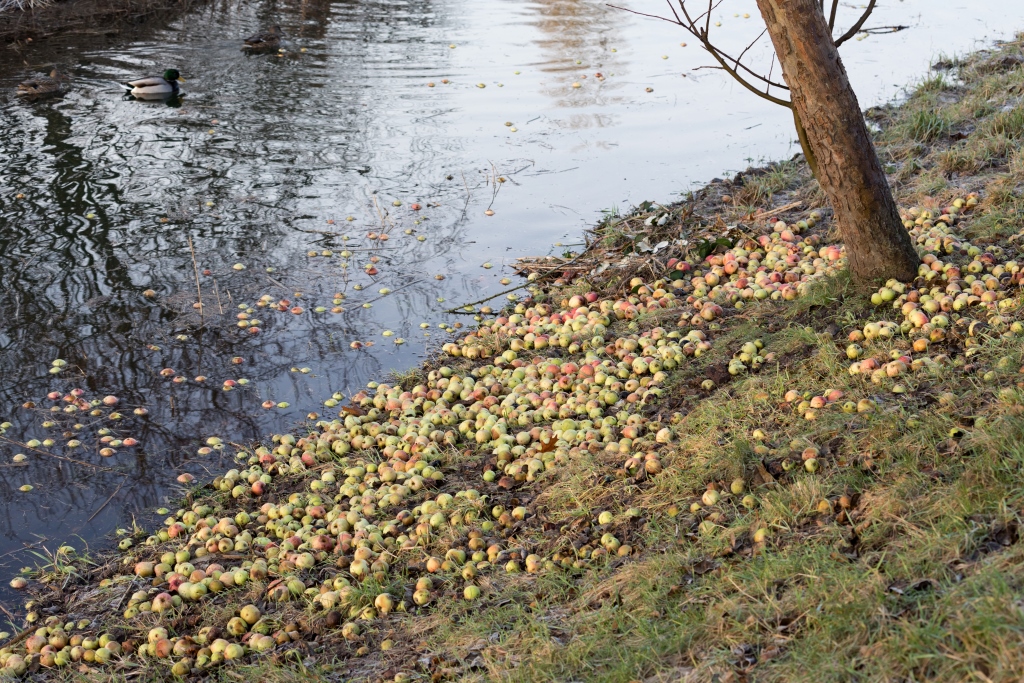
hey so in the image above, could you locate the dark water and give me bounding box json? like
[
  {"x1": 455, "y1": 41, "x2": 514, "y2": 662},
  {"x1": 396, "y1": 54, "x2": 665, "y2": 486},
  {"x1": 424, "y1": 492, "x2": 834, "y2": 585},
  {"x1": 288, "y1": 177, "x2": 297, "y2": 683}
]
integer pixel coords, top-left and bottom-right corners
[{"x1": 0, "y1": 0, "x2": 1020, "y2": 624}]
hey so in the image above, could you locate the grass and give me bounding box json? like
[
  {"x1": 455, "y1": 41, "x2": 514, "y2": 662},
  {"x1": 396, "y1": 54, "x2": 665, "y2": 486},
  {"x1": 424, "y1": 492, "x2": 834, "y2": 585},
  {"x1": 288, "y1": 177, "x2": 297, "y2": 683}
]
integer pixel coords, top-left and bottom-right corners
[
  {"x1": 398, "y1": 34, "x2": 1024, "y2": 683},
  {"x1": 7, "y1": 29, "x2": 1024, "y2": 683},
  {"x1": 734, "y1": 161, "x2": 801, "y2": 208},
  {"x1": 904, "y1": 109, "x2": 952, "y2": 143}
]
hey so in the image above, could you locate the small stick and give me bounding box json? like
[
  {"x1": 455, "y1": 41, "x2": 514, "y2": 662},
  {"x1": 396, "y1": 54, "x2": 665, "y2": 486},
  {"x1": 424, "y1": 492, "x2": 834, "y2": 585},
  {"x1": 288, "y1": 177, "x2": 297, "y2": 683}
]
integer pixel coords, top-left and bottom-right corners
[
  {"x1": 461, "y1": 171, "x2": 472, "y2": 212},
  {"x1": 364, "y1": 278, "x2": 427, "y2": 304},
  {"x1": 212, "y1": 279, "x2": 224, "y2": 315},
  {"x1": 265, "y1": 274, "x2": 288, "y2": 290},
  {"x1": 444, "y1": 282, "x2": 532, "y2": 314},
  {"x1": 486, "y1": 161, "x2": 503, "y2": 212},
  {"x1": 750, "y1": 200, "x2": 804, "y2": 221},
  {"x1": 0, "y1": 600, "x2": 16, "y2": 624},
  {"x1": 333, "y1": 245, "x2": 403, "y2": 252},
  {"x1": 114, "y1": 583, "x2": 135, "y2": 611},
  {"x1": 87, "y1": 475, "x2": 129, "y2": 523},
  {"x1": 0, "y1": 624, "x2": 34, "y2": 648},
  {"x1": 446, "y1": 246, "x2": 593, "y2": 314},
  {"x1": 0, "y1": 544, "x2": 39, "y2": 562},
  {"x1": 372, "y1": 194, "x2": 393, "y2": 234},
  {"x1": 186, "y1": 235, "x2": 204, "y2": 327},
  {"x1": 514, "y1": 248, "x2": 592, "y2": 279},
  {"x1": 293, "y1": 227, "x2": 342, "y2": 236}
]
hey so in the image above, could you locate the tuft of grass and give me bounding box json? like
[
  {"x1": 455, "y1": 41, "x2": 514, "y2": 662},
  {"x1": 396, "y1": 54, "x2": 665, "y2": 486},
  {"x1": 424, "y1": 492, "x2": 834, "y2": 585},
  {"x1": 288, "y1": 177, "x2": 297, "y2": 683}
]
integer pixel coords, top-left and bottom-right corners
[
  {"x1": 735, "y1": 161, "x2": 801, "y2": 206},
  {"x1": 904, "y1": 108, "x2": 952, "y2": 142},
  {"x1": 986, "y1": 106, "x2": 1024, "y2": 139}
]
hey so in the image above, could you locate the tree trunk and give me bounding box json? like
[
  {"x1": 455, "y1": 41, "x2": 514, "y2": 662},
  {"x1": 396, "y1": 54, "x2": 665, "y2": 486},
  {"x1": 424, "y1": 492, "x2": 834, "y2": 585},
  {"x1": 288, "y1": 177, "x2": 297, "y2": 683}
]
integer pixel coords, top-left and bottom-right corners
[{"x1": 754, "y1": 0, "x2": 919, "y2": 285}]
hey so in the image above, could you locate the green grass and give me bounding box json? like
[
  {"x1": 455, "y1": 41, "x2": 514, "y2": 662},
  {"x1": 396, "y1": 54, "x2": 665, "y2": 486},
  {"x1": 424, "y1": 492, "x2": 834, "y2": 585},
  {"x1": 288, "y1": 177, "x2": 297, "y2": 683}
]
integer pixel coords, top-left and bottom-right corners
[
  {"x1": 904, "y1": 109, "x2": 952, "y2": 143},
  {"x1": 986, "y1": 107, "x2": 1024, "y2": 139}
]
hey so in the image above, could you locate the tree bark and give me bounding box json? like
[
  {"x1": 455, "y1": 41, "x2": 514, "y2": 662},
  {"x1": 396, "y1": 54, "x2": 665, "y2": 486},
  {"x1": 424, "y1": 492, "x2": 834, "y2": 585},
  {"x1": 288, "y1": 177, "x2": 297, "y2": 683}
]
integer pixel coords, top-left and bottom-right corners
[{"x1": 754, "y1": 0, "x2": 919, "y2": 285}]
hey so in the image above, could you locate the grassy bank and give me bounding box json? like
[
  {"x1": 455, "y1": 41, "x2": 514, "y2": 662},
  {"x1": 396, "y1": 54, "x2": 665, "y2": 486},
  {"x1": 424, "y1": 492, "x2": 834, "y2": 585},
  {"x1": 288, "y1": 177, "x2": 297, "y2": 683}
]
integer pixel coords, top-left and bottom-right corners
[{"x1": 3, "y1": 32, "x2": 1024, "y2": 683}]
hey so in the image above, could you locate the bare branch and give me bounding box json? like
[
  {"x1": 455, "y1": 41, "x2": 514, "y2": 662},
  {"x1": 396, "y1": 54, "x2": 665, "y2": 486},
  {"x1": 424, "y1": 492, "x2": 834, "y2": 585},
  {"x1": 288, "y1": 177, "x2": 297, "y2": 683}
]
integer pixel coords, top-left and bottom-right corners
[
  {"x1": 697, "y1": 48, "x2": 792, "y2": 107},
  {"x1": 703, "y1": 41, "x2": 789, "y2": 91},
  {"x1": 827, "y1": 0, "x2": 839, "y2": 32},
  {"x1": 607, "y1": 3, "x2": 682, "y2": 27},
  {"x1": 611, "y1": 0, "x2": 796, "y2": 107},
  {"x1": 862, "y1": 24, "x2": 909, "y2": 35},
  {"x1": 665, "y1": 0, "x2": 683, "y2": 25},
  {"x1": 834, "y1": 0, "x2": 876, "y2": 47},
  {"x1": 681, "y1": 0, "x2": 725, "y2": 28},
  {"x1": 735, "y1": 27, "x2": 769, "y2": 73},
  {"x1": 674, "y1": 0, "x2": 790, "y2": 91}
]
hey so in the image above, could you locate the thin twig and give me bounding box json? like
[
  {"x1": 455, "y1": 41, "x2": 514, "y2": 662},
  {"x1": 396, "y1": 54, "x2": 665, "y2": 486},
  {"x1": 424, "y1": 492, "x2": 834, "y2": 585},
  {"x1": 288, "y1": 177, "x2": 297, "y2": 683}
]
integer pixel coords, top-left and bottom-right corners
[
  {"x1": 443, "y1": 283, "x2": 533, "y2": 314},
  {"x1": 265, "y1": 274, "x2": 288, "y2": 290},
  {"x1": 293, "y1": 226, "x2": 344, "y2": 236},
  {"x1": 861, "y1": 25, "x2": 909, "y2": 35},
  {"x1": 750, "y1": 200, "x2": 804, "y2": 221},
  {"x1": 676, "y1": 0, "x2": 789, "y2": 91},
  {"x1": 834, "y1": 0, "x2": 876, "y2": 47},
  {"x1": 0, "y1": 625, "x2": 34, "y2": 648},
  {"x1": 461, "y1": 171, "x2": 472, "y2": 214},
  {"x1": 212, "y1": 278, "x2": 224, "y2": 315},
  {"x1": 486, "y1": 161, "x2": 503, "y2": 212},
  {"x1": 0, "y1": 601, "x2": 15, "y2": 625},
  {"x1": 87, "y1": 475, "x2": 129, "y2": 523},
  {"x1": 0, "y1": 544, "x2": 40, "y2": 562},
  {"x1": 371, "y1": 194, "x2": 395, "y2": 235},
  {"x1": 364, "y1": 278, "x2": 427, "y2": 305},
  {"x1": 186, "y1": 235, "x2": 204, "y2": 327},
  {"x1": 733, "y1": 27, "x2": 769, "y2": 80}
]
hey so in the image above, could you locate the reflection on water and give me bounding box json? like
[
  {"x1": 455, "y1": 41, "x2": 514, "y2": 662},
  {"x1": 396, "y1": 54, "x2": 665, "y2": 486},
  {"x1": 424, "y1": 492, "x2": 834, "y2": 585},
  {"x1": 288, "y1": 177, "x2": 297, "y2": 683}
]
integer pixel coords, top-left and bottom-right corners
[
  {"x1": 0, "y1": 0, "x2": 498, "y2": 613},
  {"x1": 0, "y1": 0, "x2": 1022, "y2": 619},
  {"x1": 529, "y1": 0, "x2": 627, "y2": 110}
]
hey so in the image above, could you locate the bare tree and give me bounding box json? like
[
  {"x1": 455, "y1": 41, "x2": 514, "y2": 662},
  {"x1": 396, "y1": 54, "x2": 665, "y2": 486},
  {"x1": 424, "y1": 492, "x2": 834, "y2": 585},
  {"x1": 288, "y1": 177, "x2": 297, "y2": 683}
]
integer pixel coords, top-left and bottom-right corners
[{"x1": 617, "y1": 0, "x2": 920, "y2": 283}]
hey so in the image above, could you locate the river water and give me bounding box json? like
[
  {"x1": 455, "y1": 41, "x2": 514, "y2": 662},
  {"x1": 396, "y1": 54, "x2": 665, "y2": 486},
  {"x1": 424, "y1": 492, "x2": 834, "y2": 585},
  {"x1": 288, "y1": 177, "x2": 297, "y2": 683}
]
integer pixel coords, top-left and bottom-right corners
[{"x1": 0, "y1": 0, "x2": 1020, "y2": 618}]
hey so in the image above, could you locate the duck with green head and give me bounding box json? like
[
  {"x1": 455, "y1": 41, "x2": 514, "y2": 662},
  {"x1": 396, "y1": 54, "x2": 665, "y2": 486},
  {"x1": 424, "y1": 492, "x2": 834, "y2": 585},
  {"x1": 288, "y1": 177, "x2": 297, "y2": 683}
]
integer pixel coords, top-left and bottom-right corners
[{"x1": 123, "y1": 69, "x2": 184, "y2": 98}]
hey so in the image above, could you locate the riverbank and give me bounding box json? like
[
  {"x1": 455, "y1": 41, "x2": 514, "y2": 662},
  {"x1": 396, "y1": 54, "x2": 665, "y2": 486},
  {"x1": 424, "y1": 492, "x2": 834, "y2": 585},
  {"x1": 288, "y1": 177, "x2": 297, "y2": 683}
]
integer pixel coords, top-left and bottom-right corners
[
  {"x1": 2, "y1": 32, "x2": 1024, "y2": 683},
  {"x1": 0, "y1": 0, "x2": 203, "y2": 45}
]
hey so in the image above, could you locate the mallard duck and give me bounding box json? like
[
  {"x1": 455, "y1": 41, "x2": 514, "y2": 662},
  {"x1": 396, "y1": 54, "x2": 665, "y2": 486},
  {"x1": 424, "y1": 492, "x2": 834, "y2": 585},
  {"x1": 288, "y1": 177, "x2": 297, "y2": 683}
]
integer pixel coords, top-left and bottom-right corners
[
  {"x1": 122, "y1": 69, "x2": 184, "y2": 99},
  {"x1": 17, "y1": 68, "x2": 66, "y2": 97},
  {"x1": 243, "y1": 25, "x2": 283, "y2": 50}
]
